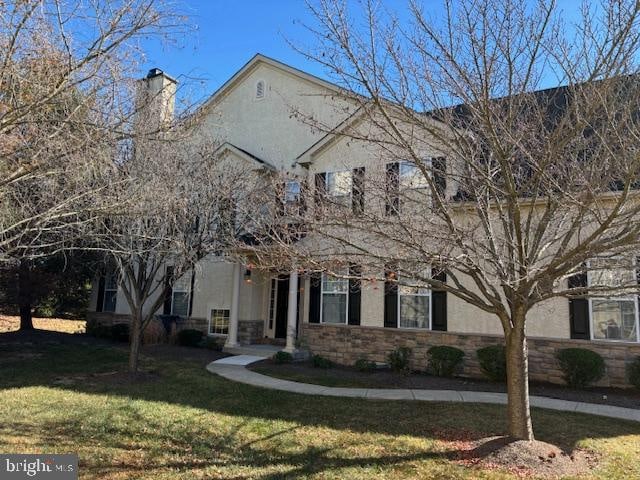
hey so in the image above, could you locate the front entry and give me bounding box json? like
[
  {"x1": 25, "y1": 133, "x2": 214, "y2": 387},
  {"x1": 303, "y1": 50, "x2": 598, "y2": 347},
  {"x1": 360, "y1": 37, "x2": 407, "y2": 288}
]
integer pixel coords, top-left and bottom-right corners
[{"x1": 274, "y1": 275, "x2": 289, "y2": 339}]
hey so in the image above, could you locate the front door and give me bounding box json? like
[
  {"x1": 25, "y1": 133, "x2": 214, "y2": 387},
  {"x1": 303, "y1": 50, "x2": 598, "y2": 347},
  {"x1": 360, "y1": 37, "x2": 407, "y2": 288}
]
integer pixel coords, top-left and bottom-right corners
[{"x1": 274, "y1": 275, "x2": 289, "y2": 339}]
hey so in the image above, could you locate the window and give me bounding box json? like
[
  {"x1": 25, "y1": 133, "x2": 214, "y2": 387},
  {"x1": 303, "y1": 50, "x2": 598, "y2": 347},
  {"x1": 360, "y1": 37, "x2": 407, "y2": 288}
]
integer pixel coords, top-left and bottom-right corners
[
  {"x1": 399, "y1": 160, "x2": 429, "y2": 190},
  {"x1": 209, "y1": 309, "x2": 230, "y2": 335},
  {"x1": 398, "y1": 271, "x2": 430, "y2": 329},
  {"x1": 102, "y1": 273, "x2": 117, "y2": 312},
  {"x1": 285, "y1": 180, "x2": 301, "y2": 204},
  {"x1": 326, "y1": 170, "x2": 352, "y2": 203},
  {"x1": 256, "y1": 80, "x2": 265, "y2": 99},
  {"x1": 321, "y1": 272, "x2": 348, "y2": 324},
  {"x1": 171, "y1": 273, "x2": 191, "y2": 317},
  {"x1": 588, "y1": 258, "x2": 639, "y2": 342}
]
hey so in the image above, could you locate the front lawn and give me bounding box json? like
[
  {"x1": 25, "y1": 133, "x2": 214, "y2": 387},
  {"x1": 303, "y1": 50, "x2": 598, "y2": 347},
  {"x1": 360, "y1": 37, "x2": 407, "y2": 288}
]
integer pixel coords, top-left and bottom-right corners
[{"x1": 0, "y1": 333, "x2": 639, "y2": 479}]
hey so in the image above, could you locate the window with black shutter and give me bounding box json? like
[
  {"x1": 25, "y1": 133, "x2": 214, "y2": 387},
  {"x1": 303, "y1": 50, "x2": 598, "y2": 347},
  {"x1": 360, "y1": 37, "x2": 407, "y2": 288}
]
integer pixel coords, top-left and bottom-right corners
[
  {"x1": 314, "y1": 173, "x2": 326, "y2": 219},
  {"x1": 385, "y1": 162, "x2": 399, "y2": 215},
  {"x1": 568, "y1": 268, "x2": 590, "y2": 340},
  {"x1": 309, "y1": 272, "x2": 322, "y2": 323},
  {"x1": 352, "y1": 167, "x2": 365, "y2": 215},
  {"x1": 384, "y1": 265, "x2": 398, "y2": 327},
  {"x1": 431, "y1": 270, "x2": 447, "y2": 331},
  {"x1": 432, "y1": 157, "x2": 447, "y2": 198},
  {"x1": 348, "y1": 264, "x2": 361, "y2": 325}
]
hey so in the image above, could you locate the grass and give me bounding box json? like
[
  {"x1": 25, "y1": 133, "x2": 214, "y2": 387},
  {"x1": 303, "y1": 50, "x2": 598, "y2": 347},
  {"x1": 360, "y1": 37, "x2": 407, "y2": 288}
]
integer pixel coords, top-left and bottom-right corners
[
  {"x1": 0, "y1": 336, "x2": 639, "y2": 479},
  {"x1": 0, "y1": 315, "x2": 85, "y2": 333}
]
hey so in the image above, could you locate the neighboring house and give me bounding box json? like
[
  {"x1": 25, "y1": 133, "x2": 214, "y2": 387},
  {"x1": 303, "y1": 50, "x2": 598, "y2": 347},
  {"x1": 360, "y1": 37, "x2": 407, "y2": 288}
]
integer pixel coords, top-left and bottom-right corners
[{"x1": 87, "y1": 54, "x2": 640, "y2": 387}]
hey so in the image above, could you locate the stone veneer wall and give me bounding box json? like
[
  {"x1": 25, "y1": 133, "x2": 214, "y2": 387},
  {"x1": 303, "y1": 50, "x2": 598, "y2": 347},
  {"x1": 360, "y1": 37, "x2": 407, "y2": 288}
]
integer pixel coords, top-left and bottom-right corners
[
  {"x1": 86, "y1": 312, "x2": 264, "y2": 344},
  {"x1": 238, "y1": 320, "x2": 264, "y2": 345},
  {"x1": 300, "y1": 323, "x2": 640, "y2": 388}
]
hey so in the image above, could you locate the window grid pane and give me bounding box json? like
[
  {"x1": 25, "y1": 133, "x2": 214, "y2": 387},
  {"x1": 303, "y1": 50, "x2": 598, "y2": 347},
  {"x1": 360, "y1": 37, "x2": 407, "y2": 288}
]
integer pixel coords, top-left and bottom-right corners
[
  {"x1": 210, "y1": 309, "x2": 230, "y2": 335},
  {"x1": 592, "y1": 299, "x2": 637, "y2": 341},
  {"x1": 172, "y1": 292, "x2": 189, "y2": 316}
]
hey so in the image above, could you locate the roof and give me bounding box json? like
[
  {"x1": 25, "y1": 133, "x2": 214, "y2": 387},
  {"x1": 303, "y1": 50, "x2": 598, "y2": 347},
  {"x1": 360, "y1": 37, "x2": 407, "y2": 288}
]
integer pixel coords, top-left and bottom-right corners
[
  {"x1": 197, "y1": 53, "x2": 346, "y2": 114},
  {"x1": 215, "y1": 142, "x2": 276, "y2": 171}
]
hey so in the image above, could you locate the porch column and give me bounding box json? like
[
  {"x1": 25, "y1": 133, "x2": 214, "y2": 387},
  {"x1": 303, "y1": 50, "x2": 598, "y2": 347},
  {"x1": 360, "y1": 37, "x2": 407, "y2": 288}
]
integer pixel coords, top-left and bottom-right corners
[
  {"x1": 226, "y1": 262, "x2": 241, "y2": 347},
  {"x1": 284, "y1": 269, "x2": 299, "y2": 353}
]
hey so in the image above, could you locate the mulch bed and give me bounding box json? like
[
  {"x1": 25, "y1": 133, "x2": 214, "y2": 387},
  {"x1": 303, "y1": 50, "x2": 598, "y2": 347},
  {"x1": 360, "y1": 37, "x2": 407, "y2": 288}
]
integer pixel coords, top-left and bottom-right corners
[{"x1": 250, "y1": 359, "x2": 640, "y2": 410}]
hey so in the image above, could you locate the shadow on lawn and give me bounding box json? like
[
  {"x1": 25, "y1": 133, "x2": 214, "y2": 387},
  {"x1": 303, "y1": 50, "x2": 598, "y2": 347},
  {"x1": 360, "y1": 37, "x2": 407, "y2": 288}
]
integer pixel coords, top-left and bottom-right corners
[{"x1": 1, "y1": 330, "x2": 639, "y2": 463}]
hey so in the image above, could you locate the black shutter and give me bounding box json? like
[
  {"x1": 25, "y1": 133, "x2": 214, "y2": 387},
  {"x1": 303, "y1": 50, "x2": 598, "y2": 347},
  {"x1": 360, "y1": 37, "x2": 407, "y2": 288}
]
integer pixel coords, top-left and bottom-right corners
[
  {"x1": 163, "y1": 266, "x2": 174, "y2": 315},
  {"x1": 96, "y1": 275, "x2": 105, "y2": 312},
  {"x1": 309, "y1": 272, "x2": 322, "y2": 323},
  {"x1": 568, "y1": 269, "x2": 589, "y2": 339},
  {"x1": 276, "y1": 181, "x2": 285, "y2": 217},
  {"x1": 431, "y1": 270, "x2": 447, "y2": 331},
  {"x1": 384, "y1": 266, "x2": 398, "y2": 328},
  {"x1": 314, "y1": 173, "x2": 326, "y2": 219},
  {"x1": 188, "y1": 270, "x2": 195, "y2": 317},
  {"x1": 385, "y1": 162, "x2": 399, "y2": 215},
  {"x1": 352, "y1": 167, "x2": 365, "y2": 215},
  {"x1": 432, "y1": 157, "x2": 447, "y2": 198},
  {"x1": 348, "y1": 264, "x2": 361, "y2": 325}
]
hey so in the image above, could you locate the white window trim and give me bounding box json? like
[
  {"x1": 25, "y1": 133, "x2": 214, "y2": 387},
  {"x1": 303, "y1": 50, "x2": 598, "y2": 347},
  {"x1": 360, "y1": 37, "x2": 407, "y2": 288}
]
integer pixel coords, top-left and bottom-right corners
[
  {"x1": 320, "y1": 272, "x2": 349, "y2": 325},
  {"x1": 397, "y1": 270, "x2": 431, "y2": 330},
  {"x1": 102, "y1": 273, "x2": 118, "y2": 312},
  {"x1": 325, "y1": 170, "x2": 353, "y2": 201},
  {"x1": 399, "y1": 158, "x2": 432, "y2": 191},
  {"x1": 208, "y1": 308, "x2": 230, "y2": 337},
  {"x1": 587, "y1": 258, "x2": 640, "y2": 343}
]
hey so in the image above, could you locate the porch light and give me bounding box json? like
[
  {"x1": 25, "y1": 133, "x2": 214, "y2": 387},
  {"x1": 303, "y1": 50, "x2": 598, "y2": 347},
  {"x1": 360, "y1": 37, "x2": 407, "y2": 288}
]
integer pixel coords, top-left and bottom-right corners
[{"x1": 244, "y1": 268, "x2": 252, "y2": 284}]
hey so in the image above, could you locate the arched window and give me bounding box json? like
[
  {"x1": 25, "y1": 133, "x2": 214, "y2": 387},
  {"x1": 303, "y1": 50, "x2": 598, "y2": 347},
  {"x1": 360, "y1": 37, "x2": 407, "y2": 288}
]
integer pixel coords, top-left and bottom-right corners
[{"x1": 256, "y1": 80, "x2": 265, "y2": 99}]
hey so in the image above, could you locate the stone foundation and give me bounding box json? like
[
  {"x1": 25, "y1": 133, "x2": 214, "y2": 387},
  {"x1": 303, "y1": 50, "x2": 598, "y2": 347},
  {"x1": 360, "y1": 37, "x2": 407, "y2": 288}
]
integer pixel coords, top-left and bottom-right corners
[
  {"x1": 300, "y1": 323, "x2": 640, "y2": 388},
  {"x1": 86, "y1": 312, "x2": 264, "y2": 345},
  {"x1": 238, "y1": 320, "x2": 264, "y2": 345}
]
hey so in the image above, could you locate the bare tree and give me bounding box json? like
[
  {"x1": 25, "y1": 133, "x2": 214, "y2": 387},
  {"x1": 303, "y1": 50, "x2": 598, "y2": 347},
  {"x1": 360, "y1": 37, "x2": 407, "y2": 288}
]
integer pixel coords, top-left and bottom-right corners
[
  {"x1": 90, "y1": 117, "x2": 270, "y2": 372},
  {"x1": 245, "y1": 0, "x2": 640, "y2": 441},
  {"x1": 0, "y1": 0, "x2": 183, "y2": 261}
]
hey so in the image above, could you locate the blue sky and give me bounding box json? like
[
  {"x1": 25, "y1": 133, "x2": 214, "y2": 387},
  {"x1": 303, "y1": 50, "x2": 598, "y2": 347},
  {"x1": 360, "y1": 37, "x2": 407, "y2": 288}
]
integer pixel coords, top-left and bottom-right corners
[{"x1": 140, "y1": 0, "x2": 582, "y2": 104}]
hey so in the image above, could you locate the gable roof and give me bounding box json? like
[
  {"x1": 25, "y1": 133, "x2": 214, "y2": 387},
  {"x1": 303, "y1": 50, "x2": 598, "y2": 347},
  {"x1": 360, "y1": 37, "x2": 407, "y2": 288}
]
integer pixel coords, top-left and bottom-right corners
[
  {"x1": 197, "y1": 53, "x2": 345, "y2": 114},
  {"x1": 215, "y1": 142, "x2": 276, "y2": 171}
]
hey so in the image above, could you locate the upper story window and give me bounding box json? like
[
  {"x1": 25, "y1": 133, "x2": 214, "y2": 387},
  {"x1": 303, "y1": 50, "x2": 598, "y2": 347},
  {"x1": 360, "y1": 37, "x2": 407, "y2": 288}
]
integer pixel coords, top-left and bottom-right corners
[
  {"x1": 285, "y1": 180, "x2": 301, "y2": 204},
  {"x1": 255, "y1": 80, "x2": 265, "y2": 99},
  {"x1": 326, "y1": 170, "x2": 352, "y2": 202},
  {"x1": 399, "y1": 160, "x2": 429, "y2": 190}
]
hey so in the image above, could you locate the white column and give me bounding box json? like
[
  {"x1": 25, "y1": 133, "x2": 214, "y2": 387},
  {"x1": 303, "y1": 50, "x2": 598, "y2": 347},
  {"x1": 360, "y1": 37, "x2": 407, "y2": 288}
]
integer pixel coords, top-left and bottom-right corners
[
  {"x1": 226, "y1": 262, "x2": 241, "y2": 347},
  {"x1": 285, "y1": 269, "x2": 299, "y2": 353}
]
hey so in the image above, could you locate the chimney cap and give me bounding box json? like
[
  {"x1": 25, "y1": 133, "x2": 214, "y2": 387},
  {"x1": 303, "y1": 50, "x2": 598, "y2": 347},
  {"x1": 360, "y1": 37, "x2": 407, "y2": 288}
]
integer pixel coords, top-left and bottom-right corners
[{"x1": 146, "y1": 67, "x2": 164, "y2": 78}]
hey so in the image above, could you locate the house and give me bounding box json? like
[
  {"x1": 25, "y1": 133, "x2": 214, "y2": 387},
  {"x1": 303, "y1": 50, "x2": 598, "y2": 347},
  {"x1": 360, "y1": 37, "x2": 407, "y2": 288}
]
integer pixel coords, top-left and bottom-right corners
[{"x1": 87, "y1": 54, "x2": 640, "y2": 387}]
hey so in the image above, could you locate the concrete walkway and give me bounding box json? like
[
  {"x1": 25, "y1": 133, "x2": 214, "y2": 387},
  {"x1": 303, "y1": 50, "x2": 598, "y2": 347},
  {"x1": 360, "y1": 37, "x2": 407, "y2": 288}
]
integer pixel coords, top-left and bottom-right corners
[{"x1": 207, "y1": 355, "x2": 640, "y2": 423}]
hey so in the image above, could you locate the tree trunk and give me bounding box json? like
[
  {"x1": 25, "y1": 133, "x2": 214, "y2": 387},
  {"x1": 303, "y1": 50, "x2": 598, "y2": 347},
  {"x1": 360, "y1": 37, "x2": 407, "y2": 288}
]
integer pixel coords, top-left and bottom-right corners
[
  {"x1": 128, "y1": 314, "x2": 142, "y2": 373},
  {"x1": 505, "y1": 320, "x2": 534, "y2": 441},
  {"x1": 18, "y1": 260, "x2": 34, "y2": 331}
]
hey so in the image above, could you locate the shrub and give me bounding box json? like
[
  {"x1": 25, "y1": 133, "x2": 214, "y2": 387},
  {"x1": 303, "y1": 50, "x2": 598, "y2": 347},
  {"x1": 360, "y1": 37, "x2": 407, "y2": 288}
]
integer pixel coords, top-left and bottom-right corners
[
  {"x1": 176, "y1": 329, "x2": 203, "y2": 347},
  {"x1": 556, "y1": 348, "x2": 605, "y2": 388},
  {"x1": 142, "y1": 319, "x2": 166, "y2": 345},
  {"x1": 202, "y1": 337, "x2": 224, "y2": 351},
  {"x1": 387, "y1": 346, "x2": 412, "y2": 373},
  {"x1": 427, "y1": 345, "x2": 465, "y2": 377},
  {"x1": 477, "y1": 345, "x2": 507, "y2": 382},
  {"x1": 354, "y1": 358, "x2": 377, "y2": 372},
  {"x1": 312, "y1": 354, "x2": 333, "y2": 369},
  {"x1": 272, "y1": 351, "x2": 293, "y2": 364},
  {"x1": 628, "y1": 357, "x2": 640, "y2": 390},
  {"x1": 87, "y1": 322, "x2": 111, "y2": 339},
  {"x1": 110, "y1": 323, "x2": 130, "y2": 342}
]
